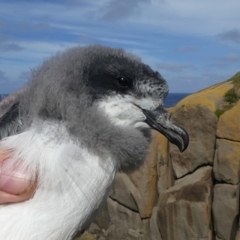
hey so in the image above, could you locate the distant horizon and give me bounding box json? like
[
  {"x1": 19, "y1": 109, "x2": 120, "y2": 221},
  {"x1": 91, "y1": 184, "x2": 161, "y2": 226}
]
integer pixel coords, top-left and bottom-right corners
[
  {"x1": 0, "y1": 92, "x2": 193, "y2": 95},
  {"x1": 0, "y1": 92, "x2": 191, "y2": 109}
]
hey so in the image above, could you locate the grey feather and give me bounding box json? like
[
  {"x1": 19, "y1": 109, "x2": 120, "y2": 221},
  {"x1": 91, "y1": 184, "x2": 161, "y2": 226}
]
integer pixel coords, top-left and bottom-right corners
[
  {"x1": 0, "y1": 103, "x2": 22, "y2": 139},
  {"x1": 0, "y1": 90, "x2": 26, "y2": 139},
  {"x1": 6, "y1": 45, "x2": 168, "y2": 171}
]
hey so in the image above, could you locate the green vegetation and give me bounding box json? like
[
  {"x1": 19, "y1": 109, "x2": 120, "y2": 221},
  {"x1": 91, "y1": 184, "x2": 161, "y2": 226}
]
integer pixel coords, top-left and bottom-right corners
[
  {"x1": 215, "y1": 108, "x2": 225, "y2": 118},
  {"x1": 224, "y1": 88, "x2": 239, "y2": 104},
  {"x1": 214, "y1": 72, "x2": 240, "y2": 118},
  {"x1": 228, "y1": 72, "x2": 240, "y2": 86},
  {"x1": 225, "y1": 72, "x2": 240, "y2": 104}
]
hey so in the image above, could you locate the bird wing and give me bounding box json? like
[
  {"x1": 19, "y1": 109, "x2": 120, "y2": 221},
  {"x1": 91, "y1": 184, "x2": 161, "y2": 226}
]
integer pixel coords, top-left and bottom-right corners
[
  {"x1": 0, "y1": 90, "x2": 25, "y2": 140},
  {"x1": 0, "y1": 102, "x2": 22, "y2": 140}
]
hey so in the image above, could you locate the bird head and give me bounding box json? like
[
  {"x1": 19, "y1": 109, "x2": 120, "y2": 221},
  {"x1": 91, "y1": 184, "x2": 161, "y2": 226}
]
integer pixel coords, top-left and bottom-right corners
[
  {"x1": 2, "y1": 45, "x2": 188, "y2": 172},
  {"x1": 78, "y1": 46, "x2": 189, "y2": 152}
]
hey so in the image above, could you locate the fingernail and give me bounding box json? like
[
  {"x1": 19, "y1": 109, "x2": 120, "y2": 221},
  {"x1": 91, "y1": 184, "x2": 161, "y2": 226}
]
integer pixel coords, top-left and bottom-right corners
[{"x1": 0, "y1": 161, "x2": 33, "y2": 195}]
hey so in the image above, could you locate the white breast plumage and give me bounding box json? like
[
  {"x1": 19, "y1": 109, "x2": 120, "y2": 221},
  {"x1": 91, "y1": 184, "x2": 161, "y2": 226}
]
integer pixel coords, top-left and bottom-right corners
[{"x1": 0, "y1": 121, "x2": 116, "y2": 240}]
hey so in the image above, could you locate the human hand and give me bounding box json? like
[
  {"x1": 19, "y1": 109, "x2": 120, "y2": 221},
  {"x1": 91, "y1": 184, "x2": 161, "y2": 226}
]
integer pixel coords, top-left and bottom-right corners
[{"x1": 0, "y1": 149, "x2": 36, "y2": 204}]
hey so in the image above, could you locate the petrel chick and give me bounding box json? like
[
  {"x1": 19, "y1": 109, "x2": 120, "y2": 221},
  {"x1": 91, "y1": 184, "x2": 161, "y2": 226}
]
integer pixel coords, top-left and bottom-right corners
[{"x1": 0, "y1": 45, "x2": 188, "y2": 240}]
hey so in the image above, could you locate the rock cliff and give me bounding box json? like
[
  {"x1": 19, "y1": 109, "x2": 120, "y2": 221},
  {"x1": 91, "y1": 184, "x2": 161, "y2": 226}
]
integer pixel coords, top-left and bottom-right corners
[{"x1": 77, "y1": 72, "x2": 240, "y2": 240}]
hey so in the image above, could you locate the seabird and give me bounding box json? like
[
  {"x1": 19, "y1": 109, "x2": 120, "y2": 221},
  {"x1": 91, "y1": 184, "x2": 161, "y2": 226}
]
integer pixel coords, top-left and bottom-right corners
[{"x1": 0, "y1": 45, "x2": 188, "y2": 240}]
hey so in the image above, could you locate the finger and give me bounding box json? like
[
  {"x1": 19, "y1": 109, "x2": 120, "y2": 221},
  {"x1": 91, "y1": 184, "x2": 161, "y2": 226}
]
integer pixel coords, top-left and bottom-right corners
[
  {"x1": 0, "y1": 148, "x2": 37, "y2": 203},
  {"x1": 0, "y1": 181, "x2": 37, "y2": 204}
]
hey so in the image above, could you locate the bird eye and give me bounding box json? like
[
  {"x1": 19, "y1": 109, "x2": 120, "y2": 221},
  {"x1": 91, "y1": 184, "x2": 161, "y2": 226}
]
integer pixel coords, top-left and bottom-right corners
[{"x1": 117, "y1": 76, "x2": 129, "y2": 88}]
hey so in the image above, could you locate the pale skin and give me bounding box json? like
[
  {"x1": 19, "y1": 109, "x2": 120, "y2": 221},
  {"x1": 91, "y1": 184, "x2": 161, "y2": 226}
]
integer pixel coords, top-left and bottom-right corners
[
  {"x1": 0, "y1": 89, "x2": 36, "y2": 204},
  {"x1": 0, "y1": 149, "x2": 37, "y2": 204}
]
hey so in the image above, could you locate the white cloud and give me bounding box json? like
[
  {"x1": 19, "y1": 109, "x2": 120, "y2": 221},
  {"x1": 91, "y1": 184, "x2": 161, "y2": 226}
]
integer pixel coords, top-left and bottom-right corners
[
  {"x1": 221, "y1": 53, "x2": 240, "y2": 62},
  {"x1": 1, "y1": 1, "x2": 240, "y2": 38},
  {"x1": 135, "y1": 0, "x2": 240, "y2": 36},
  {"x1": 178, "y1": 46, "x2": 199, "y2": 53},
  {"x1": 0, "y1": 70, "x2": 9, "y2": 83},
  {"x1": 157, "y1": 62, "x2": 196, "y2": 72},
  {"x1": 167, "y1": 72, "x2": 231, "y2": 93},
  {"x1": 217, "y1": 29, "x2": 240, "y2": 44},
  {"x1": 1, "y1": 40, "x2": 78, "y2": 82},
  {"x1": 1, "y1": 0, "x2": 240, "y2": 93},
  {"x1": 0, "y1": 42, "x2": 24, "y2": 52}
]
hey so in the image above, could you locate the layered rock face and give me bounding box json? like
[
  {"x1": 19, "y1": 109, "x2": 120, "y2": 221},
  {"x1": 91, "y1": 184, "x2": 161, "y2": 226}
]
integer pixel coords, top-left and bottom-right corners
[{"x1": 77, "y1": 73, "x2": 240, "y2": 240}]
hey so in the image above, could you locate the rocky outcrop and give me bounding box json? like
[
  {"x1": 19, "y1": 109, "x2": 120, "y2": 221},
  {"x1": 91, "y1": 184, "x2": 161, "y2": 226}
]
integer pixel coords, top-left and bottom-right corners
[
  {"x1": 158, "y1": 166, "x2": 213, "y2": 240},
  {"x1": 217, "y1": 100, "x2": 240, "y2": 142},
  {"x1": 214, "y1": 139, "x2": 240, "y2": 184},
  {"x1": 170, "y1": 105, "x2": 217, "y2": 178},
  {"x1": 77, "y1": 73, "x2": 240, "y2": 240},
  {"x1": 212, "y1": 184, "x2": 239, "y2": 240}
]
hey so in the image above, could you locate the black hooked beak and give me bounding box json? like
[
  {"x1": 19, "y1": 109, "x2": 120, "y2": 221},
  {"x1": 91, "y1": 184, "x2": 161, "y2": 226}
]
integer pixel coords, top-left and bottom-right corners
[{"x1": 142, "y1": 107, "x2": 189, "y2": 152}]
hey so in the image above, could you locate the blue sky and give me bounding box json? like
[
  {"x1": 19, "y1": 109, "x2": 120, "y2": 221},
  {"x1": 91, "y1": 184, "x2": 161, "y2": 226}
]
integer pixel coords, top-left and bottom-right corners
[{"x1": 1, "y1": 0, "x2": 240, "y2": 94}]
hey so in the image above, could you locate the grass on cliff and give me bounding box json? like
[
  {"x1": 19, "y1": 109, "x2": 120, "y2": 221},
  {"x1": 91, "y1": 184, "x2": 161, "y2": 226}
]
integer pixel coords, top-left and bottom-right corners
[
  {"x1": 228, "y1": 71, "x2": 240, "y2": 86},
  {"x1": 215, "y1": 72, "x2": 240, "y2": 118},
  {"x1": 225, "y1": 72, "x2": 240, "y2": 104},
  {"x1": 215, "y1": 108, "x2": 225, "y2": 118},
  {"x1": 224, "y1": 88, "x2": 239, "y2": 104}
]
